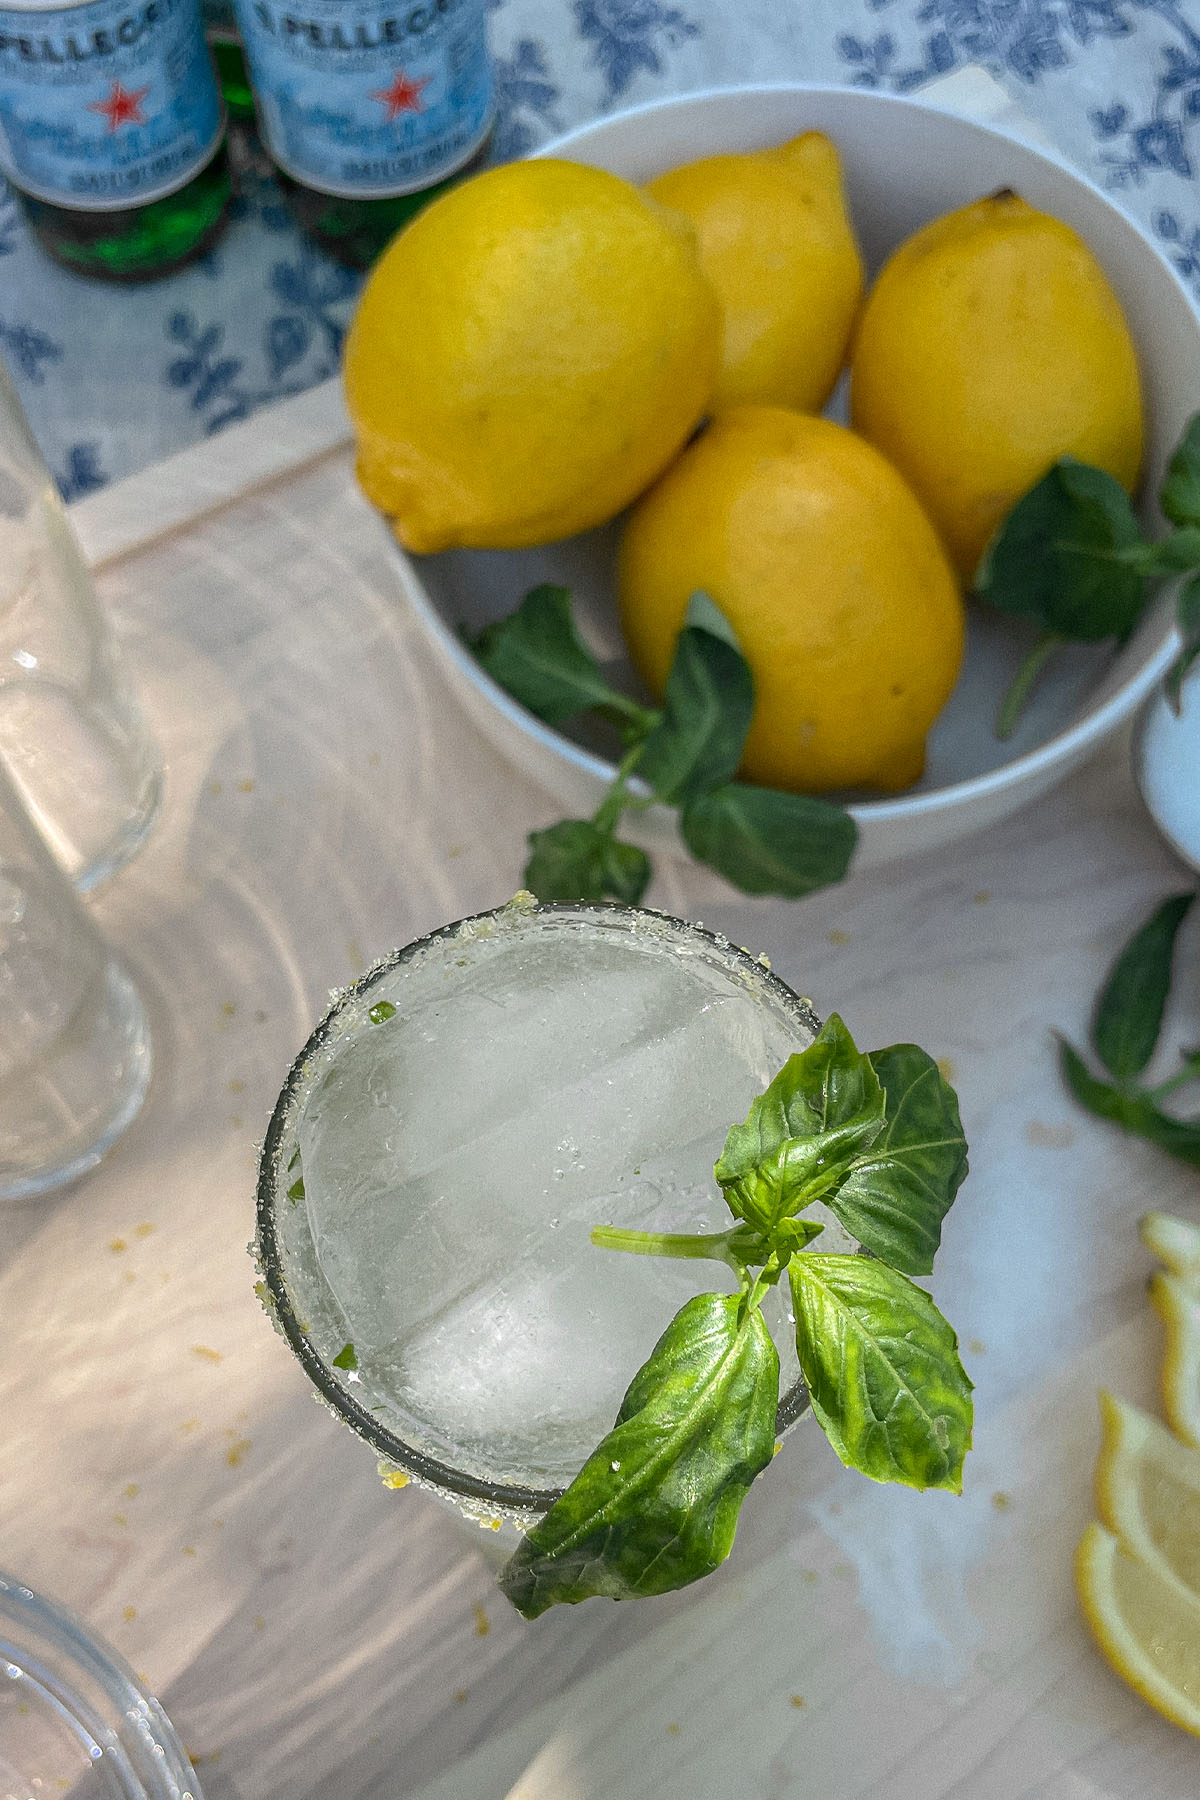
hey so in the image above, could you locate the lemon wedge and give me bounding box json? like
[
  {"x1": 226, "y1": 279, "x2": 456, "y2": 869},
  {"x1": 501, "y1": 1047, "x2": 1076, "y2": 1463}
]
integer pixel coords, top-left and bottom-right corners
[
  {"x1": 1137, "y1": 1213, "x2": 1200, "y2": 1445},
  {"x1": 1140, "y1": 1212, "x2": 1200, "y2": 1288},
  {"x1": 1094, "y1": 1391, "x2": 1200, "y2": 1596},
  {"x1": 1149, "y1": 1273, "x2": 1200, "y2": 1450},
  {"x1": 1076, "y1": 1520, "x2": 1200, "y2": 1736}
]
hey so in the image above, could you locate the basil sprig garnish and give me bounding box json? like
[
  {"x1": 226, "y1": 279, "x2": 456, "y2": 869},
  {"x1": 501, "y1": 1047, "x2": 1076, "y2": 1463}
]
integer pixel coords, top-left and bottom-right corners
[
  {"x1": 471, "y1": 586, "x2": 857, "y2": 904},
  {"x1": 500, "y1": 1014, "x2": 972, "y2": 1620},
  {"x1": 978, "y1": 412, "x2": 1200, "y2": 738},
  {"x1": 1059, "y1": 890, "x2": 1200, "y2": 1168}
]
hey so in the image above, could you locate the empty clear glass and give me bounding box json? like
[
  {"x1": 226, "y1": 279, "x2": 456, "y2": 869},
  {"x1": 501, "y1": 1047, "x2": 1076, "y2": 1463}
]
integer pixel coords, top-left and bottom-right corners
[
  {"x1": 0, "y1": 755, "x2": 151, "y2": 1204},
  {"x1": 0, "y1": 357, "x2": 162, "y2": 891},
  {"x1": 0, "y1": 1570, "x2": 203, "y2": 1799}
]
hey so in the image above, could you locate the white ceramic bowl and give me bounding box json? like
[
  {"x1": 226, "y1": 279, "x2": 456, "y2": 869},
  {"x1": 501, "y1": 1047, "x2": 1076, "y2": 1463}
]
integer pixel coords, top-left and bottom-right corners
[{"x1": 382, "y1": 83, "x2": 1197, "y2": 872}]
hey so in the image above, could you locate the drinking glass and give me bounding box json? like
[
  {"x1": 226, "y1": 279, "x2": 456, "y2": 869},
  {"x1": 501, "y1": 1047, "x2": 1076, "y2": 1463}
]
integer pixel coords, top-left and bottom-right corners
[
  {"x1": 0, "y1": 755, "x2": 152, "y2": 1204},
  {"x1": 255, "y1": 898, "x2": 845, "y2": 1536},
  {"x1": 0, "y1": 1570, "x2": 203, "y2": 1800},
  {"x1": 0, "y1": 358, "x2": 162, "y2": 891}
]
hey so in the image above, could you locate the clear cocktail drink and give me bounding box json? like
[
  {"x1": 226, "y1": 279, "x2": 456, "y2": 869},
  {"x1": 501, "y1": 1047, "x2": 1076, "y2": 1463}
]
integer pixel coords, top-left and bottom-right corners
[{"x1": 256, "y1": 897, "x2": 854, "y2": 1525}]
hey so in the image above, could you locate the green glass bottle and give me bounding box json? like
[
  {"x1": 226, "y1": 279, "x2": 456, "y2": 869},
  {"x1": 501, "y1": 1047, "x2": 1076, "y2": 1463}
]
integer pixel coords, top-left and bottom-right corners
[
  {"x1": 201, "y1": 0, "x2": 254, "y2": 120},
  {"x1": 0, "y1": 0, "x2": 231, "y2": 281},
  {"x1": 230, "y1": 0, "x2": 494, "y2": 269}
]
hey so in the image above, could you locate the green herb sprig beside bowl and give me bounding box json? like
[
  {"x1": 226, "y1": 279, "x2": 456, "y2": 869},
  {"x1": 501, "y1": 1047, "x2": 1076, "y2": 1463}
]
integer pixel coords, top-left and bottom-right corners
[
  {"x1": 979, "y1": 412, "x2": 1200, "y2": 738},
  {"x1": 471, "y1": 587, "x2": 858, "y2": 906},
  {"x1": 1060, "y1": 890, "x2": 1200, "y2": 1168}
]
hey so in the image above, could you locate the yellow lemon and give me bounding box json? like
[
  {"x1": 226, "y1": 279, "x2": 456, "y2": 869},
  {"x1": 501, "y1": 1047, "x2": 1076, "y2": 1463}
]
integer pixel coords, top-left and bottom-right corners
[
  {"x1": 1149, "y1": 1273, "x2": 1200, "y2": 1450},
  {"x1": 343, "y1": 158, "x2": 720, "y2": 553},
  {"x1": 618, "y1": 406, "x2": 964, "y2": 795},
  {"x1": 1094, "y1": 1391, "x2": 1200, "y2": 1598},
  {"x1": 1140, "y1": 1210, "x2": 1200, "y2": 1288},
  {"x1": 1076, "y1": 1521, "x2": 1200, "y2": 1737},
  {"x1": 850, "y1": 191, "x2": 1144, "y2": 582},
  {"x1": 1138, "y1": 1214, "x2": 1200, "y2": 1445},
  {"x1": 645, "y1": 131, "x2": 862, "y2": 412}
]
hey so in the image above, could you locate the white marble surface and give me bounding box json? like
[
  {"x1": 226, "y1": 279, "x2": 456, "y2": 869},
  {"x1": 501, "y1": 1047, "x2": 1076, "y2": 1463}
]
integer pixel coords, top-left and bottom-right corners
[{"x1": 2, "y1": 409, "x2": 1199, "y2": 1797}]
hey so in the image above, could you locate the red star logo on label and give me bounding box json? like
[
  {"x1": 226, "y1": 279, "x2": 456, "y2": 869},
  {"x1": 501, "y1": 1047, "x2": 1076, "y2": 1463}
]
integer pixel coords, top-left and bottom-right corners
[
  {"x1": 368, "y1": 69, "x2": 430, "y2": 120},
  {"x1": 88, "y1": 81, "x2": 151, "y2": 132}
]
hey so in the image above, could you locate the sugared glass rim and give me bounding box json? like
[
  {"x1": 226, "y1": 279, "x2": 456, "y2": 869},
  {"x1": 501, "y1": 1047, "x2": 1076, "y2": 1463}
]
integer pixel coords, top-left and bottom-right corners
[{"x1": 255, "y1": 899, "x2": 822, "y2": 1517}]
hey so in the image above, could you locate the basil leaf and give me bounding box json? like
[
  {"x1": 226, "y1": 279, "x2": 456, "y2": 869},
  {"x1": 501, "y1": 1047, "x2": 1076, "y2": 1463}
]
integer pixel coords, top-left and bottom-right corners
[
  {"x1": 1134, "y1": 528, "x2": 1200, "y2": 577},
  {"x1": 1092, "y1": 892, "x2": 1195, "y2": 1082},
  {"x1": 472, "y1": 585, "x2": 641, "y2": 727},
  {"x1": 524, "y1": 820, "x2": 650, "y2": 905},
  {"x1": 717, "y1": 1014, "x2": 882, "y2": 1164},
  {"x1": 1060, "y1": 1039, "x2": 1200, "y2": 1170},
  {"x1": 714, "y1": 1015, "x2": 885, "y2": 1233},
  {"x1": 719, "y1": 1112, "x2": 885, "y2": 1235},
  {"x1": 500, "y1": 1293, "x2": 779, "y2": 1619},
  {"x1": 1133, "y1": 1107, "x2": 1200, "y2": 1170},
  {"x1": 637, "y1": 596, "x2": 754, "y2": 805},
  {"x1": 789, "y1": 1254, "x2": 973, "y2": 1492},
  {"x1": 825, "y1": 1045, "x2": 968, "y2": 1276},
  {"x1": 1166, "y1": 574, "x2": 1200, "y2": 714},
  {"x1": 680, "y1": 589, "x2": 742, "y2": 650},
  {"x1": 681, "y1": 783, "x2": 857, "y2": 899},
  {"x1": 1058, "y1": 1036, "x2": 1145, "y2": 1127},
  {"x1": 774, "y1": 1217, "x2": 826, "y2": 1256},
  {"x1": 1161, "y1": 413, "x2": 1200, "y2": 530},
  {"x1": 976, "y1": 459, "x2": 1147, "y2": 642}
]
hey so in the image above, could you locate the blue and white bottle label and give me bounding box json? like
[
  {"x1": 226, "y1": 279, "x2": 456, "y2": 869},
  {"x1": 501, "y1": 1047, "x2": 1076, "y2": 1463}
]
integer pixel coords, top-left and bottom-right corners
[
  {"x1": 0, "y1": 0, "x2": 223, "y2": 210},
  {"x1": 233, "y1": 0, "x2": 492, "y2": 200}
]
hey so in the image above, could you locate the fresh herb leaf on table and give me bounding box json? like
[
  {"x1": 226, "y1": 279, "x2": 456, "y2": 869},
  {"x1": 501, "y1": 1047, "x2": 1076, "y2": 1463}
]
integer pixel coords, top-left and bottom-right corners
[
  {"x1": 978, "y1": 411, "x2": 1200, "y2": 737},
  {"x1": 1059, "y1": 890, "x2": 1200, "y2": 1169},
  {"x1": 471, "y1": 586, "x2": 857, "y2": 904},
  {"x1": 500, "y1": 1013, "x2": 972, "y2": 1619}
]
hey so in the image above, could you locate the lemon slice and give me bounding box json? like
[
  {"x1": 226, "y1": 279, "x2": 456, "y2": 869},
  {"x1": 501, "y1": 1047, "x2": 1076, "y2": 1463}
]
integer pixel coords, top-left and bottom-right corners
[
  {"x1": 1149, "y1": 1272, "x2": 1200, "y2": 1450},
  {"x1": 1094, "y1": 1391, "x2": 1200, "y2": 1596},
  {"x1": 1140, "y1": 1212, "x2": 1200, "y2": 1288},
  {"x1": 1076, "y1": 1520, "x2": 1200, "y2": 1736}
]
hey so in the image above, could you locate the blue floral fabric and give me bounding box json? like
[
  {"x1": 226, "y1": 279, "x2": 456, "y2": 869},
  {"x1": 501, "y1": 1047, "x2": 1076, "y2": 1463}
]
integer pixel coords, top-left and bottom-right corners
[{"x1": 4, "y1": 0, "x2": 1199, "y2": 494}]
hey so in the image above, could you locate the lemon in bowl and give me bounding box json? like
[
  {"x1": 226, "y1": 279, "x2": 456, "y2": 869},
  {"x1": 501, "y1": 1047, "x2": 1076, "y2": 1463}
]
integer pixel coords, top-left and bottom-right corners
[
  {"x1": 618, "y1": 407, "x2": 964, "y2": 795},
  {"x1": 645, "y1": 129, "x2": 862, "y2": 413},
  {"x1": 343, "y1": 157, "x2": 719, "y2": 555},
  {"x1": 850, "y1": 188, "x2": 1145, "y2": 584}
]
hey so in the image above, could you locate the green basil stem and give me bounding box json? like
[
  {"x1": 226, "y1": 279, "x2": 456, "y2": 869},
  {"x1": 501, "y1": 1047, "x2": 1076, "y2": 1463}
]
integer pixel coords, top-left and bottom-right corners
[
  {"x1": 606, "y1": 694, "x2": 659, "y2": 732},
  {"x1": 995, "y1": 629, "x2": 1066, "y2": 741},
  {"x1": 741, "y1": 1250, "x2": 787, "y2": 1318},
  {"x1": 591, "y1": 740, "x2": 648, "y2": 836},
  {"x1": 589, "y1": 1223, "x2": 749, "y2": 1273},
  {"x1": 1148, "y1": 1061, "x2": 1200, "y2": 1103}
]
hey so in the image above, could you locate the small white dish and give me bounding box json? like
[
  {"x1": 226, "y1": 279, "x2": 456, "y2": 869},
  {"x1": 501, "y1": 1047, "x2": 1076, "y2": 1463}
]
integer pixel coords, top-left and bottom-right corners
[
  {"x1": 1135, "y1": 668, "x2": 1200, "y2": 873},
  {"x1": 380, "y1": 82, "x2": 1198, "y2": 872}
]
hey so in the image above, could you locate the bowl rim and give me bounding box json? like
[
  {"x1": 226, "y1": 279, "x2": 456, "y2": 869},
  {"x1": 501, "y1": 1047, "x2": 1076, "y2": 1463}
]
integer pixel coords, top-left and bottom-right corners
[{"x1": 399, "y1": 78, "x2": 1188, "y2": 827}]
